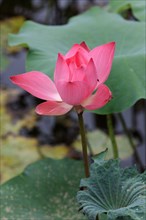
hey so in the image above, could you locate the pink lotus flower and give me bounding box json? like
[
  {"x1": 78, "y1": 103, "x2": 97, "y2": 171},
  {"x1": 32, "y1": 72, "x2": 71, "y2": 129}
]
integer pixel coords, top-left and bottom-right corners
[{"x1": 10, "y1": 42, "x2": 115, "y2": 116}]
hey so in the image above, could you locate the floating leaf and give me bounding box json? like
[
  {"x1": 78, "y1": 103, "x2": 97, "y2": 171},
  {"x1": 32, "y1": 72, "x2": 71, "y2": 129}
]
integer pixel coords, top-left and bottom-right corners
[
  {"x1": 0, "y1": 158, "x2": 86, "y2": 220},
  {"x1": 74, "y1": 130, "x2": 135, "y2": 159},
  {"x1": 41, "y1": 145, "x2": 70, "y2": 159},
  {"x1": 9, "y1": 7, "x2": 145, "y2": 114},
  {"x1": 0, "y1": 16, "x2": 25, "y2": 71},
  {"x1": 0, "y1": 89, "x2": 12, "y2": 136},
  {"x1": 0, "y1": 16, "x2": 25, "y2": 53},
  {"x1": 0, "y1": 89, "x2": 37, "y2": 137},
  {"x1": 77, "y1": 152, "x2": 146, "y2": 220},
  {"x1": 0, "y1": 136, "x2": 40, "y2": 184},
  {"x1": 109, "y1": 0, "x2": 145, "y2": 21}
]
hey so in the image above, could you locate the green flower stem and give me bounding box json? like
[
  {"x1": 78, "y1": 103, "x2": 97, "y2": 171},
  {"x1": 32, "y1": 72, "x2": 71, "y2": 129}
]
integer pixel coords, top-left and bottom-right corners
[
  {"x1": 77, "y1": 112, "x2": 90, "y2": 178},
  {"x1": 118, "y1": 113, "x2": 144, "y2": 170},
  {"x1": 107, "y1": 114, "x2": 119, "y2": 159}
]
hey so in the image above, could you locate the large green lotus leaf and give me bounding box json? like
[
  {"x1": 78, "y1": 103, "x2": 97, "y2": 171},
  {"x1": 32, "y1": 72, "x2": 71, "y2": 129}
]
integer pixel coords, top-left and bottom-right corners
[
  {"x1": 77, "y1": 151, "x2": 146, "y2": 220},
  {"x1": 0, "y1": 158, "x2": 86, "y2": 220},
  {"x1": 109, "y1": 0, "x2": 146, "y2": 21},
  {"x1": 9, "y1": 7, "x2": 145, "y2": 114}
]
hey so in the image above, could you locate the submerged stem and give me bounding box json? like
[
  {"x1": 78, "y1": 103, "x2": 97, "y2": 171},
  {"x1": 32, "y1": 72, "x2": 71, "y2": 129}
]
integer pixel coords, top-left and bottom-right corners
[
  {"x1": 77, "y1": 112, "x2": 90, "y2": 178},
  {"x1": 118, "y1": 112, "x2": 144, "y2": 170},
  {"x1": 118, "y1": 113, "x2": 135, "y2": 150},
  {"x1": 107, "y1": 114, "x2": 119, "y2": 159}
]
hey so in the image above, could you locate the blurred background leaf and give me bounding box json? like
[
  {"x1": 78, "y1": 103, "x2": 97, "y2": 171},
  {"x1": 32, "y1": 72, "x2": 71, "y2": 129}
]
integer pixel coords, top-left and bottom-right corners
[
  {"x1": 109, "y1": 0, "x2": 145, "y2": 21},
  {"x1": 9, "y1": 7, "x2": 145, "y2": 114},
  {"x1": 0, "y1": 16, "x2": 25, "y2": 71},
  {"x1": 74, "y1": 129, "x2": 135, "y2": 160}
]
